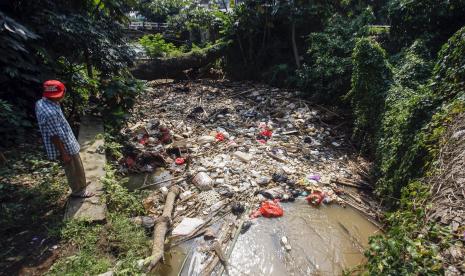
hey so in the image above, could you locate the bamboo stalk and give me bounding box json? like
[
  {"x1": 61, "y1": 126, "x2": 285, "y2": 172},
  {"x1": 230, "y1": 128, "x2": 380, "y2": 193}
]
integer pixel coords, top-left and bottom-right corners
[{"x1": 146, "y1": 185, "x2": 181, "y2": 272}]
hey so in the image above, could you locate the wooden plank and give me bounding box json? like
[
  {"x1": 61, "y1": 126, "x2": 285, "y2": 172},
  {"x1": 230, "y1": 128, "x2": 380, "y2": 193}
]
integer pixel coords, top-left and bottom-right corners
[{"x1": 64, "y1": 116, "x2": 107, "y2": 222}]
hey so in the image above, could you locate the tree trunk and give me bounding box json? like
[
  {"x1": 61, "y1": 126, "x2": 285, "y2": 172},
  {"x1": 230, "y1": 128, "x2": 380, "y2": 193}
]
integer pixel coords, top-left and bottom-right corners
[
  {"x1": 84, "y1": 49, "x2": 93, "y2": 78},
  {"x1": 291, "y1": 21, "x2": 300, "y2": 68},
  {"x1": 147, "y1": 185, "x2": 181, "y2": 272},
  {"x1": 131, "y1": 42, "x2": 229, "y2": 80}
]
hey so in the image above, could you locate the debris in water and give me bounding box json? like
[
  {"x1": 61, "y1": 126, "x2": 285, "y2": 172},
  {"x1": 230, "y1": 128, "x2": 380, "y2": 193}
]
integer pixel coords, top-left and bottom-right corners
[
  {"x1": 172, "y1": 217, "x2": 205, "y2": 236},
  {"x1": 281, "y1": 236, "x2": 292, "y2": 251}
]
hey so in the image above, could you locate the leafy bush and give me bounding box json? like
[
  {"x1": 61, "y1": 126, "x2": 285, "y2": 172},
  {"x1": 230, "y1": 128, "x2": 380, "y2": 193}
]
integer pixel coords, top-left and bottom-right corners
[
  {"x1": 431, "y1": 26, "x2": 465, "y2": 99},
  {"x1": 374, "y1": 41, "x2": 434, "y2": 200},
  {"x1": 0, "y1": 100, "x2": 32, "y2": 146},
  {"x1": 375, "y1": 27, "x2": 465, "y2": 201},
  {"x1": 388, "y1": 0, "x2": 465, "y2": 52},
  {"x1": 139, "y1": 34, "x2": 181, "y2": 58},
  {"x1": 297, "y1": 8, "x2": 374, "y2": 103},
  {"x1": 167, "y1": 2, "x2": 223, "y2": 44},
  {"x1": 137, "y1": 0, "x2": 187, "y2": 22},
  {"x1": 49, "y1": 214, "x2": 148, "y2": 275},
  {"x1": 100, "y1": 76, "x2": 144, "y2": 124},
  {"x1": 366, "y1": 181, "x2": 450, "y2": 275},
  {"x1": 346, "y1": 38, "x2": 392, "y2": 154},
  {"x1": 0, "y1": 1, "x2": 136, "y2": 147},
  {"x1": 101, "y1": 166, "x2": 144, "y2": 217},
  {"x1": 365, "y1": 25, "x2": 465, "y2": 275},
  {"x1": 263, "y1": 64, "x2": 297, "y2": 88}
]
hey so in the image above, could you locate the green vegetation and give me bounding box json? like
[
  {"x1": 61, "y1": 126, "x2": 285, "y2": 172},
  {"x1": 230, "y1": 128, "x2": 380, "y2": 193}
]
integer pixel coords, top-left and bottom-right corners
[
  {"x1": 215, "y1": 1, "x2": 465, "y2": 273},
  {"x1": 139, "y1": 33, "x2": 181, "y2": 58},
  {"x1": 0, "y1": 0, "x2": 142, "y2": 147},
  {"x1": 366, "y1": 181, "x2": 450, "y2": 275},
  {"x1": 297, "y1": 8, "x2": 374, "y2": 103},
  {"x1": 0, "y1": 146, "x2": 68, "y2": 272},
  {"x1": 364, "y1": 26, "x2": 465, "y2": 273},
  {"x1": 346, "y1": 38, "x2": 392, "y2": 155},
  {"x1": 3, "y1": 0, "x2": 465, "y2": 274},
  {"x1": 102, "y1": 166, "x2": 145, "y2": 217},
  {"x1": 47, "y1": 166, "x2": 148, "y2": 275},
  {"x1": 48, "y1": 213, "x2": 148, "y2": 275}
]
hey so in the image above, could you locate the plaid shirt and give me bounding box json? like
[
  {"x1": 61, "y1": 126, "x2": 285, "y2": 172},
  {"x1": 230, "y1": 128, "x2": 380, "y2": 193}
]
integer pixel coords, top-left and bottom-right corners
[{"x1": 35, "y1": 98, "x2": 80, "y2": 160}]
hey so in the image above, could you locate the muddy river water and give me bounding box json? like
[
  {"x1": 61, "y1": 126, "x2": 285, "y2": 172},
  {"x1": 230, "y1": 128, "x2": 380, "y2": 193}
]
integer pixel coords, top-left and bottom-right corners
[
  {"x1": 227, "y1": 199, "x2": 380, "y2": 276},
  {"x1": 154, "y1": 198, "x2": 380, "y2": 276}
]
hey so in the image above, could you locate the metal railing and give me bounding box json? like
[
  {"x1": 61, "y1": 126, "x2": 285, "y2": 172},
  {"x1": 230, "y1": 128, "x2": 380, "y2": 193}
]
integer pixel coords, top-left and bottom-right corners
[{"x1": 128, "y1": 21, "x2": 168, "y2": 31}]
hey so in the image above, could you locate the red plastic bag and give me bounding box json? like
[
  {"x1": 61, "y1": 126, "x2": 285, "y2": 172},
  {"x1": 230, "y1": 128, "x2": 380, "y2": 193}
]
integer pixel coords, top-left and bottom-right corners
[
  {"x1": 175, "y1": 158, "x2": 185, "y2": 165},
  {"x1": 306, "y1": 191, "x2": 324, "y2": 206},
  {"x1": 215, "y1": 132, "x2": 225, "y2": 141},
  {"x1": 139, "y1": 134, "x2": 149, "y2": 145},
  {"x1": 260, "y1": 129, "x2": 272, "y2": 138},
  {"x1": 125, "y1": 156, "x2": 136, "y2": 168},
  {"x1": 259, "y1": 200, "x2": 284, "y2": 218}
]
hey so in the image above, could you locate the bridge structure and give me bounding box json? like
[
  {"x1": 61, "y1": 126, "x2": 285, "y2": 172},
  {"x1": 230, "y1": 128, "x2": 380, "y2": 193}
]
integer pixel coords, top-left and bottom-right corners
[
  {"x1": 127, "y1": 21, "x2": 167, "y2": 32},
  {"x1": 124, "y1": 21, "x2": 170, "y2": 39}
]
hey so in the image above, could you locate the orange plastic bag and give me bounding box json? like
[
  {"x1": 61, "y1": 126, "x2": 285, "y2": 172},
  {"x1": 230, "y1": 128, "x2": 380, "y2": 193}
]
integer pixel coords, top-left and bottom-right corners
[
  {"x1": 259, "y1": 200, "x2": 284, "y2": 218},
  {"x1": 306, "y1": 191, "x2": 324, "y2": 206}
]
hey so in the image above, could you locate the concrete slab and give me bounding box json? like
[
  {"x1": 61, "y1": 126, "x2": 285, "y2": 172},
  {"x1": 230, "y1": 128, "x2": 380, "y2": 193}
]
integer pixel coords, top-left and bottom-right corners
[{"x1": 64, "y1": 116, "x2": 107, "y2": 222}]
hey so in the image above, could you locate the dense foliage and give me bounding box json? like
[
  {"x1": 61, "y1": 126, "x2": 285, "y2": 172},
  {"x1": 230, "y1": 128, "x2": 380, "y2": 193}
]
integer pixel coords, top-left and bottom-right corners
[
  {"x1": 296, "y1": 8, "x2": 374, "y2": 103},
  {"x1": 388, "y1": 0, "x2": 465, "y2": 52},
  {"x1": 136, "y1": 0, "x2": 186, "y2": 22},
  {"x1": 346, "y1": 38, "x2": 392, "y2": 154},
  {"x1": 2, "y1": 0, "x2": 465, "y2": 274},
  {"x1": 0, "y1": 0, "x2": 142, "y2": 147},
  {"x1": 365, "y1": 26, "x2": 465, "y2": 274},
  {"x1": 366, "y1": 181, "x2": 449, "y2": 274},
  {"x1": 139, "y1": 33, "x2": 180, "y2": 57}
]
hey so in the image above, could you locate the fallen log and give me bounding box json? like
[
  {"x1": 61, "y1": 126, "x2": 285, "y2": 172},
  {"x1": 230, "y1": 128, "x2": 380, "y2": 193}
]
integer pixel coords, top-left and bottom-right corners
[
  {"x1": 131, "y1": 41, "x2": 230, "y2": 80},
  {"x1": 201, "y1": 221, "x2": 234, "y2": 276},
  {"x1": 146, "y1": 185, "x2": 181, "y2": 272}
]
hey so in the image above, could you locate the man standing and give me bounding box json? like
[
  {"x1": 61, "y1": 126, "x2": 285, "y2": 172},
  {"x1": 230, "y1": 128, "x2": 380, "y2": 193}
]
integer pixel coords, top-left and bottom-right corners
[{"x1": 35, "y1": 80, "x2": 94, "y2": 198}]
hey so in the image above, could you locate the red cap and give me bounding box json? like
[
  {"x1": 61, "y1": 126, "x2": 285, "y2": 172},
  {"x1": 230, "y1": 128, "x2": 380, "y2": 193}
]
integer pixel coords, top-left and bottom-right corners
[{"x1": 43, "y1": 80, "x2": 65, "y2": 99}]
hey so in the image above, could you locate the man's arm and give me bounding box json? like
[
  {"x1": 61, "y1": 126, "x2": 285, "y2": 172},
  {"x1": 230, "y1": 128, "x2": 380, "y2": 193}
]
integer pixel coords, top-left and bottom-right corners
[{"x1": 51, "y1": 135, "x2": 71, "y2": 164}]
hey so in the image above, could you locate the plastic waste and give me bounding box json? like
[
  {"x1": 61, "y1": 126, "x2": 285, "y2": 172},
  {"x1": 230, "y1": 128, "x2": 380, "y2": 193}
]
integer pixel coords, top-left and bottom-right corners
[
  {"x1": 192, "y1": 172, "x2": 213, "y2": 191},
  {"x1": 130, "y1": 216, "x2": 155, "y2": 228},
  {"x1": 272, "y1": 173, "x2": 288, "y2": 183},
  {"x1": 233, "y1": 151, "x2": 252, "y2": 163},
  {"x1": 240, "y1": 221, "x2": 253, "y2": 234},
  {"x1": 160, "y1": 186, "x2": 169, "y2": 196},
  {"x1": 159, "y1": 126, "x2": 171, "y2": 144},
  {"x1": 281, "y1": 236, "x2": 292, "y2": 251},
  {"x1": 231, "y1": 202, "x2": 245, "y2": 216},
  {"x1": 203, "y1": 228, "x2": 216, "y2": 240},
  {"x1": 260, "y1": 129, "x2": 272, "y2": 138},
  {"x1": 125, "y1": 156, "x2": 136, "y2": 168},
  {"x1": 257, "y1": 176, "x2": 271, "y2": 186},
  {"x1": 307, "y1": 174, "x2": 321, "y2": 181},
  {"x1": 306, "y1": 191, "x2": 324, "y2": 206},
  {"x1": 180, "y1": 190, "x2": 193, "y2": 200},
  {"x1": 215, "y1": 132, "x2": 225, "y2": 141},
  {"x1": 172, "y1": 217, "x2": 204, "y2": 236},
  {"x1": 198, "y1": 135, "x2": 216, "y2": 145},
  {"x1": 175, "y1": 157, "x2": 186, "y2": 165},
  {"x1": 253, "y1": 200, "x2": 284, "y2": 218},
  {"x1": 139, "y1": 135, "x2": 149, "y2": 145}
]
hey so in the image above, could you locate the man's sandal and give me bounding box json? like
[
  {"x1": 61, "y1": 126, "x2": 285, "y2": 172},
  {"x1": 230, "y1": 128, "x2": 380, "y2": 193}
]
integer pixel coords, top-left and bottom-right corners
[{"x1": 70, "y1": 190, "x2": 95, "y2": 198}]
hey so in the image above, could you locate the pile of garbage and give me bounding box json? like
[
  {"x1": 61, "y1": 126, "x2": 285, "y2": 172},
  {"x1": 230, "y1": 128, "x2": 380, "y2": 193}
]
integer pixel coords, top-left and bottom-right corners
[{"x1": 122, "y1": 80, "x2": 381, "y2": 272}]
